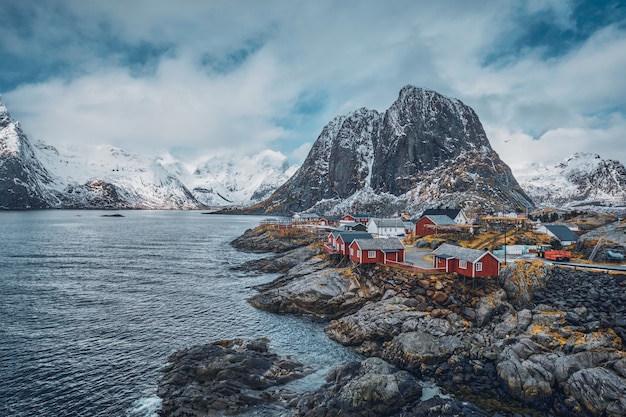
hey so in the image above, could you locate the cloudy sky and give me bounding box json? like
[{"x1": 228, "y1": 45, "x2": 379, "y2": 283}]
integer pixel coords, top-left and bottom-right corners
[{"x1": 1, "y1": 0, "x2": 625, "y2": 174}]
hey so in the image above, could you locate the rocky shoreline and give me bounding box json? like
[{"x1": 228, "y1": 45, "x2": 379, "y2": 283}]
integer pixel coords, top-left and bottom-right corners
[{"x1": 157, "y1": 226, "x2": 626, "y2": 417}]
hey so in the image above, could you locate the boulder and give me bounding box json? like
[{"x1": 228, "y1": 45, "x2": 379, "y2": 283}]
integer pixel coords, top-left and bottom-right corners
[
  {"x1": 325, "y1": 296, "x2": 429, "y2": 350},
  {"x1": 289, "y1": 357, "x2": 421, "y2": 417},
  {"x1": 566, "y1": 368, "x2": 626, "y2": 417},
  {"x1": 381, "y1": 330, "x2": 464, "y2": 370}
]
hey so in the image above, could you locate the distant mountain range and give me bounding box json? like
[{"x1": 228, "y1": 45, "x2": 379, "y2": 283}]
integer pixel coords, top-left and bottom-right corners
[
  {"x1": 0, "y1": 100, "x2": 295, "y2": 209},
  {"x1": 2, "y1": 87, "x2": 625, "y2": 213},
  {"x1": 516, "y1": 153, "x2": 626, "y2": 211}
]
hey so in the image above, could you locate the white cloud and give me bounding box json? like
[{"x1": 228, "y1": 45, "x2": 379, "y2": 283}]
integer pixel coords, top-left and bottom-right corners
[{"x1": 2, "y1": 0, "x2": 625, "y2": 171}]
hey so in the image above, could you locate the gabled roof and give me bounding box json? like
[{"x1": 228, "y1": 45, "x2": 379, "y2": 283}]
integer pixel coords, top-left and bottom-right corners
[
  {"x1": 544, "y1": 224, "x2": 578, "y2": 242},
  {"x1": 334, "y1": 232, "x2": 373, "y2": 243},
  {"x1": 422, "y1": 215, "x2": 456, "y2": 225},
  {"x1": 334, "y1": 222, "x2": 367, "y2": 231},
  {"x1": 369, "y1": 218, "x2": 406, "y2": 228},
  {"x1": 344, "y1": 213, "x2": 371, "y2": 220},
  {"x1": 352, "y1": 237, "x2": 405, "y2": 251},
  {"x1": 432, "y1": 243, "x2": 497, "y2": 263},
  {"x1": 422, "y1": 208, "x2": 461, "y2": 219}
]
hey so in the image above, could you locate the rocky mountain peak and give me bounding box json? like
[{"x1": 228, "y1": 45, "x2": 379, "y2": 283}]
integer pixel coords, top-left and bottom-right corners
[
  {"x1": 0, "y1": 98, "x2": 11, "y2": 128},
  {"x1": 250, "y1": 85, "x2": 532, "y2": 215}
]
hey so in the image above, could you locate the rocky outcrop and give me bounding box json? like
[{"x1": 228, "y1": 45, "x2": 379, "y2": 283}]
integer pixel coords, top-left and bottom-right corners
[
  {"x1": 157, "y1": 339, "x2": 312, "y2": 417},
  {"x1": 249, "y1": 257, "x2": 382, "y2": 318},
  {"x1": 233, "y1": 244, "x2": 320, "y2": 274},
  {"x1": 233, "y1": 226, "x2": 626, "y2": 417},
  {"x1": 289, "y1": 357, "x2": 422, "y2": 417},
  {"x1": 495, "y1": 305, "x2": 626, "y2": 416},
  {"x1": 498, "y1": 261, "x2": 552, "y2": 309},
  {"x1": 230, "y1": 225, "x2": 319, "y2": 253}
]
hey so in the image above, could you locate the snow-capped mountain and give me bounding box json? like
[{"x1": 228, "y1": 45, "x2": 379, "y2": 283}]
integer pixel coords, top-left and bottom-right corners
[
  {"x1": 517, "y1": 153, "x2": 626, "y2": 210},
  {"x1": 0, "y1": 101, "x2": 58, "y2": 209},
  {"x1": 247, "y1": 85, "x2": 533, "y2": 216},
  {"x1": 183, "y1": 151, "x2": 298, "y2": 206},
  {"x1": 0, "y1": 99, "x2": 297, "y2": 209},
  {"x1": 34, "y1": 143, "x2": 201, "y2": 209}
]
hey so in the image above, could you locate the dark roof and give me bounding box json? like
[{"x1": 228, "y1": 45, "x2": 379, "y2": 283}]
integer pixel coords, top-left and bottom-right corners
[
  {"x1": 321, "y1": 216, "x2": 342, "y2": 222},
  {"x1": 432, "y1": 243, "x2": 497, "y2": 263},
  {"x1": 423, "y1": 215, "x2": 456, "y2": 225},
  {"x1": 333, "y1": 223, "x2": 367, "y2": 232},
  {"x1": 422, "y1": 209, "x2": 461, "y2": 219},
  {"x1": 545, "y1": 224, "x2": 579, "y2": 242},
  {"x1": 334, "y1": 232, "x2": 373, "y2": 243},
  {"x1": 344, "y1": 213, "x2": 371, "y2": 220},
  {"x1": 352, "y1": 237, "x2": 405, "y2": 251}
]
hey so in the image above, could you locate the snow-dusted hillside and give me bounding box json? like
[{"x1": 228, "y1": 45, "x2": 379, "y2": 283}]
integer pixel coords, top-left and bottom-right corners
[
  {"x1": 0, "y1": 99, "x2": 297, "y2": 209},
  {"x1": 33, "y1": 143, "x2": 201, "y2": 209},
  {"x1": 182, "y1": 151, "x2": 298, "y2": 207},
  {"x1": 517, "y1": 153, "x2": 626, "y2": 210}
]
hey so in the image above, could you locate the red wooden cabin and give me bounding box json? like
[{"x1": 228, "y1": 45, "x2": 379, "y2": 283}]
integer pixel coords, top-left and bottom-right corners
[
  {"x1": 336, "y1": 232, "x2": 373, "y2": 256},
  {"x1": 432, "y1": 243, "x2": 500, "y2": 278},
  {"x1": 349, "y1": 238, "x2": 405, "y2": 264},
  {"x1": 414, "y1": 215, "x2": 456, "y2": 237}
]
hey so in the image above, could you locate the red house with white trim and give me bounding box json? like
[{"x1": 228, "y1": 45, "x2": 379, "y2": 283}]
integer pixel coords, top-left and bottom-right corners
[
  {"x1": 432, "y1": 243, "x2": 500, "y2": 278},
  {"x1": 349, "y1": 238, "x2": 405, "y2": 264},
  {"x1": 336, "y1": 232, "x2": 373, "y2": 256},
  {"x1": 325, "y1": 231, "x2": 373, "y2": 255}
]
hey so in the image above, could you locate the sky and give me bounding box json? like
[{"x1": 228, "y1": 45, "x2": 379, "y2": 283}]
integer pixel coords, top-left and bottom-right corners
[{"x1": 1, "y1": 0, "x2": 625, "y2": 174}]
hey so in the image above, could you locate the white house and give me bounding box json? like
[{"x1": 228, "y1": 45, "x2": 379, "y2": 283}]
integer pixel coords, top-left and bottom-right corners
[
  {"x1": 537, "y1": 224, "x2": 579, "y2": 246},
  {"x1": 292, "y1": 213, "x2": 320, "y2": 223},
  {"x1": 367, "y1": 218, "x2": 406, "y2": 237}
]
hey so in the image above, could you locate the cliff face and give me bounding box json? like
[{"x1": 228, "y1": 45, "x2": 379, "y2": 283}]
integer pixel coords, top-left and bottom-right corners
[
  {"x1": 0, "y1": 103, "x2": 57, "y2": 209},
  {"x1": 255, "y1": 85, "x2": 533, "y2": 215}
]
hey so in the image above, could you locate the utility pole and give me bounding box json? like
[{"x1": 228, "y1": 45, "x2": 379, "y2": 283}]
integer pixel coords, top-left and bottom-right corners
[{"x1": 504, "y1": 220, "x2": 507, "y2": 265}]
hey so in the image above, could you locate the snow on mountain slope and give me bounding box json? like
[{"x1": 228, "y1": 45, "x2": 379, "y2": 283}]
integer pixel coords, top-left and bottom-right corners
[
  {"x1": 34, "y1": 143, "x2": 201, "y2": 209},
  {"x1": 0, "y1": 102, "x2": 60, "y2": 209},
  {"x1": 517, "y1": 153, "x2": 626, "y2": 210},
  {"x1": 0, "y1": 97, "x2": 297, "y2": 209},
  {"x1": 33, "y1": 144, "x2": 297, "y2": 209},
  {"x1": 250, "y1": 85, "x2": 533, "y2": 216},
  {"x1": 165, "y1": 150, "x2": 298, "y2": 207}
]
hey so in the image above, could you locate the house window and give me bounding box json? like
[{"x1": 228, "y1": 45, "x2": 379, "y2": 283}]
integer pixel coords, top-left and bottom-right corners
[
  {"x1": 357, "y1": 250, "x2": 361, "y2": 258},
  {"x1": 350, "y1": 248, "x2": 354, "y2": 256},
  {"x1": 459, "y1": 260, "x2": 467, "y2": 269},
  {"x1": 341, "y1": 244, "x2": 345, "y2": 252},
  {"x1": 368, "y1": 251, "x2": 377, "y2": 258},
  {"x1": 476, "y1": 262, "x2": 482, "y2": 271}
]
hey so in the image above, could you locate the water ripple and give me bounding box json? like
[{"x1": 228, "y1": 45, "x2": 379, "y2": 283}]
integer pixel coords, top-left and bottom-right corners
[{"x1": 0, "y1": 211, "x2": 359, "y2": 417}]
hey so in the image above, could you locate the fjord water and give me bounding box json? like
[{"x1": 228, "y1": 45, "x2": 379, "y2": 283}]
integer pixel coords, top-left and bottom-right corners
[{"x1": 0, "y1": 211, "x2": 359, "y2": 416}]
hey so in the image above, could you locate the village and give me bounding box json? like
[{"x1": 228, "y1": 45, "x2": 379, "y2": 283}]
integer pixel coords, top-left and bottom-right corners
[{"x1": 261, "y1": 208, "x2": 626, "y2": 279}]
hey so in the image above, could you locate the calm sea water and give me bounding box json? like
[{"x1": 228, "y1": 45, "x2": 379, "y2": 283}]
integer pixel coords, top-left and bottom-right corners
[{"x1": 0, "y1": 211, "x2": 360, "y2": 417}]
